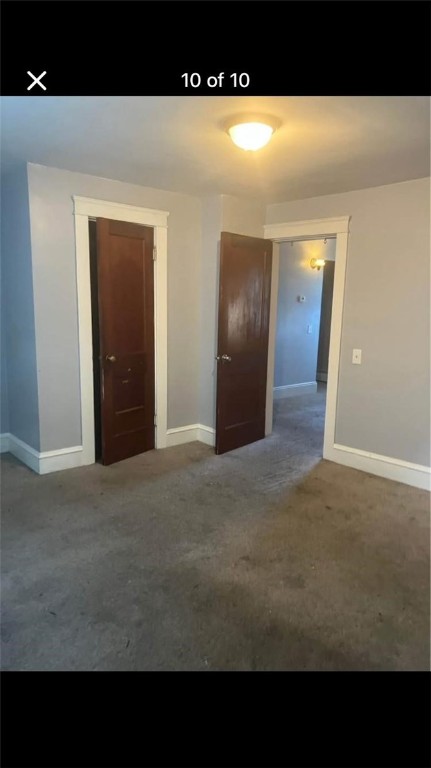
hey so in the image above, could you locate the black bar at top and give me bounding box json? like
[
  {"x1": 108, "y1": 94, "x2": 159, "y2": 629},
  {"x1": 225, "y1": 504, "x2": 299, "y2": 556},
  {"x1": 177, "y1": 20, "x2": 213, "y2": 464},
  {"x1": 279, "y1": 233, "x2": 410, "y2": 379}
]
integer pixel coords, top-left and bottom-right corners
[{"x1": 1, "y1": 1, "x2": 430, "y2": 96}]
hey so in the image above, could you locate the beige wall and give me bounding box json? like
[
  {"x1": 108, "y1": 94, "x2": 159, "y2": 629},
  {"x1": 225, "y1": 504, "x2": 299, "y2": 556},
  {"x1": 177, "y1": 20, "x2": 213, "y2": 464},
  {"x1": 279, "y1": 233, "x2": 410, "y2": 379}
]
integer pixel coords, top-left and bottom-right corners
[
  {"x1": 27, "y1": 163, "x2": 202, "y2": 451},
  {"x1": 267, "y1": 177, "x2": 430, "y2": 466}
]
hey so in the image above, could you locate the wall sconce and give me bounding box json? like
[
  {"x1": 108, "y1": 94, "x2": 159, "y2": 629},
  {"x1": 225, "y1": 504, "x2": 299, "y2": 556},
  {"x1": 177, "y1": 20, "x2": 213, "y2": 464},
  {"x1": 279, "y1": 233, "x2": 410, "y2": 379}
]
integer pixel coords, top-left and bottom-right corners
[{"x1": 310, "y1": 258, "x2": 325, "y2": 270}]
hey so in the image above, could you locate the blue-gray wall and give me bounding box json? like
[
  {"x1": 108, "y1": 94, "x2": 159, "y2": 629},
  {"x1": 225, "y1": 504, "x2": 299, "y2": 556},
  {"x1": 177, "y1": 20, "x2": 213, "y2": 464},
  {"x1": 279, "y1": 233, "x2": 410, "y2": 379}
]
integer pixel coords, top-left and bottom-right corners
[
  {"x1": 275, "y1": 240, "x2": 336, "y2": 388},
  {"x1": 1, "y1": 166, "x2": 40, "y2": 449}
]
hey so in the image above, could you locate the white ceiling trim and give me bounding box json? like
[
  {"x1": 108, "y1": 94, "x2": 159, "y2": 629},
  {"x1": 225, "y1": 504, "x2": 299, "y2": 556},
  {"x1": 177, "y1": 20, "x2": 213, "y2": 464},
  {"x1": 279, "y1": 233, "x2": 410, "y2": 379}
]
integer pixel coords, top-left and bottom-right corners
[
  {"x1": 73, "y1": 196, "x2": 169, "y2": 227},
  {"x1": 264, "y1": 216, "x2": 350, "y2": 240}
]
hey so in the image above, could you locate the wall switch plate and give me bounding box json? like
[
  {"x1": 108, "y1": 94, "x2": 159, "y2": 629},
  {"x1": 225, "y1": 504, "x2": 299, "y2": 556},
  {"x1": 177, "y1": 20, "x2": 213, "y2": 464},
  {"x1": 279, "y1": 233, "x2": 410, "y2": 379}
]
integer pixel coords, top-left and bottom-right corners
[
  {"x1": 307, "y1": 324, "x2": 312, "y2": 334},
  {"x1": 352, "y1": 348, "x2": 362, "y2": 364}
]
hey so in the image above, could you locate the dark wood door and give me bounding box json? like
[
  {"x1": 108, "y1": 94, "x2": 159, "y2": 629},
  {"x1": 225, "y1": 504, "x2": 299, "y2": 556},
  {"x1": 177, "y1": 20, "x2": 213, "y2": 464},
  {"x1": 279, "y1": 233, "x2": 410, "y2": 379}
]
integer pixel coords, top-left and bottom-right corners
[
  {"x1": 97, "y1": 218, "x2": 155, "y2": 465},
  {"x1": 215, "y1": 232, "x2": 273, "y2": 455},
  {"x1": 317, "y1": 260, "x2": 335, "y2": 379}
]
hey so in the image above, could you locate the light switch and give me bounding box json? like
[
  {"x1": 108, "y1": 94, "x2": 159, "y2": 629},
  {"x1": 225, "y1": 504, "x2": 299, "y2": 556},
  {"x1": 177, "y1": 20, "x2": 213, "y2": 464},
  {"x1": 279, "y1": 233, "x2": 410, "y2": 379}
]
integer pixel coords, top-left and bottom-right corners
[
  {"x1": 352, "y1": 348, "x2": 362, "y2": 365},
  {"x1": 307, "y1": 324, "x2": 312, "y2": 334}
]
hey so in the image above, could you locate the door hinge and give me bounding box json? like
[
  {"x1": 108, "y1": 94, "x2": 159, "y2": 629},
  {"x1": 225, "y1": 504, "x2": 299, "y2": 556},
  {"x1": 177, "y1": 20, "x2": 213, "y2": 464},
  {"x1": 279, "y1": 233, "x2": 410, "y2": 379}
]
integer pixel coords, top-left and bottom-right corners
[
  {"x1": 153, "y1": 247, "x2": 157, "y2": 261},
  {"x1": 154, "y1": 415, "x2": 157, "y2": 427}
]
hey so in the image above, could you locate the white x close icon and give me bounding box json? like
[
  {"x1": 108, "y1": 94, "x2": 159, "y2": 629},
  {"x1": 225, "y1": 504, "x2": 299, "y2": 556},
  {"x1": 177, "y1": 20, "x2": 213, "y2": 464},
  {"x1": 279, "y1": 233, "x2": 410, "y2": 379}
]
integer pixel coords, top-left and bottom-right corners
[{"x1": 27, "y1": 71, "x2": 47, "y2": 91}]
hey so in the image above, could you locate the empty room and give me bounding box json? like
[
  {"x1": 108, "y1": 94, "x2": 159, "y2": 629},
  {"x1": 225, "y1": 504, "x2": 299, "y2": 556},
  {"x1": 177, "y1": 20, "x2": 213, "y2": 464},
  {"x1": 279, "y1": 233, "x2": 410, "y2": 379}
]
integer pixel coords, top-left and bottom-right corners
[{"x1": 1, "y1": 96, "x2": 430, "y2": 672}]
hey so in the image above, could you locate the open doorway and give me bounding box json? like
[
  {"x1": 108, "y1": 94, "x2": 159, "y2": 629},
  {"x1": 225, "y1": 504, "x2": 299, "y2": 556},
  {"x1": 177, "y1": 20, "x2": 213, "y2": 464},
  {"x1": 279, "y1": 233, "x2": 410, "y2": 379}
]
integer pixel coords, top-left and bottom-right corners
[
  {"x1": 271, "y1": 237, "x2": 335, "y2": 453},
  {"x1": 213, "y1": 218, "x2": 349, "y2": 461},
  {"x1": 264, "y1": 215, "x2": 349, "y2": 463}
]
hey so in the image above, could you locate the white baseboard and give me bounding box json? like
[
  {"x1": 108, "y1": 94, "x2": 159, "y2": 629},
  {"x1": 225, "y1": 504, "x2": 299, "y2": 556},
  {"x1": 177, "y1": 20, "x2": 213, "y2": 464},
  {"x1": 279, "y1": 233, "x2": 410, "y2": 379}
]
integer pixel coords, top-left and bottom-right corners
[
  {"x1": 1, "y1": 433, "x2": 83, "y2": 475},
  {"x1": 166, "y1": 424, "x2": 199, "y2": 447},
  {"x1": 2, "y1": 425, "x2": 216, "y2": 474},
  {"x1": 274, "y1": 382, "x2": 317, "y2": 399},
  {"x1": 5, "y1": 429, "x2": 426, "y2": 491},
  {"x1": 5, "y1": 434, "x2": 40, "y2": 473},
  {"x1": 38, "y1": 446, "x2": 84, "y2": 475},
  {"x1": 197, "y1": 425, "x2": 216, "y2": 447},
  {"x1": 325, "y1": 442, "x2": 431, "y2": 491},
  {"x1": 166, "y1": 424, "x2": 215, "y2": 448}
]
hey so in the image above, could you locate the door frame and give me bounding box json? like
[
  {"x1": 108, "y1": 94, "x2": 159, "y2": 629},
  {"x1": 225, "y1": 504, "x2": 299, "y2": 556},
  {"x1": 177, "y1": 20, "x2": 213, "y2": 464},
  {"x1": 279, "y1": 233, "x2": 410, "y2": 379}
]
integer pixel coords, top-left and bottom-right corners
[
  {"x1": 263, "y1": 216, "x2": 350, "y2": 460},
  {"x1": 73, "y1": 196, "x2": 169, "y2": 465}
]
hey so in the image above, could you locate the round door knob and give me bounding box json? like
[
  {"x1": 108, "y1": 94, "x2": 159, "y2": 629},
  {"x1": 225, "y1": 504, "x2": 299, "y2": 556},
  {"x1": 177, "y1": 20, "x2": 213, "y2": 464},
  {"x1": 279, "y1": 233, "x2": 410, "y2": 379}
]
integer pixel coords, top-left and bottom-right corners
[{"x1": 106, "y1": 354, "x2": 116, "y2": 362}]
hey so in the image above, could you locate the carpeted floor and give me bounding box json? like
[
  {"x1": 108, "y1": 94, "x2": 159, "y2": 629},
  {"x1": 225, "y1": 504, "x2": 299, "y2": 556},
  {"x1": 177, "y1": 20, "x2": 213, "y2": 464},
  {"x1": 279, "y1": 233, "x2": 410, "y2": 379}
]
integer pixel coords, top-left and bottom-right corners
[{"x1": 1, "y1": 387, "x2": 429, "y2": 670}]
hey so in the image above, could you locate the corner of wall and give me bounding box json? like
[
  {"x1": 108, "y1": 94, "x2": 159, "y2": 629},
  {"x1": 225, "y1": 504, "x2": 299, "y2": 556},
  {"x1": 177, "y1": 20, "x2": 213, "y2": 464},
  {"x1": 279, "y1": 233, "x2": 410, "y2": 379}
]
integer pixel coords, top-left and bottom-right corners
[{"x1": 1, "y1": 163, "x2": 40, "y2": 452}]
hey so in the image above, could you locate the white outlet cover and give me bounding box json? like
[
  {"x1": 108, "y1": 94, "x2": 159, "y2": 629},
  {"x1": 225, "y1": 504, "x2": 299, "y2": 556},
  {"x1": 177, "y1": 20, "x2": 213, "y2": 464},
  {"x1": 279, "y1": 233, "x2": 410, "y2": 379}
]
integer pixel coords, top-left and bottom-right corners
[{"x1": 352, "y1": 348, "x2": 362, "y2": 364}]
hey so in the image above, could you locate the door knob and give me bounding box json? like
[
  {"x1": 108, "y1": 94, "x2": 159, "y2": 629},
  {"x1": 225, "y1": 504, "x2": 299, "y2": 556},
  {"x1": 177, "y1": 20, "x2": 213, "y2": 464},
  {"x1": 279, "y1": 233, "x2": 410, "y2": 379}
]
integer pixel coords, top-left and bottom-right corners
[
  {"x1": 215, "y1": 354, "x2": 232, "y2": 362},
  {"x1": 106, "y1": 354, "x2": 116, "y2": 362}
]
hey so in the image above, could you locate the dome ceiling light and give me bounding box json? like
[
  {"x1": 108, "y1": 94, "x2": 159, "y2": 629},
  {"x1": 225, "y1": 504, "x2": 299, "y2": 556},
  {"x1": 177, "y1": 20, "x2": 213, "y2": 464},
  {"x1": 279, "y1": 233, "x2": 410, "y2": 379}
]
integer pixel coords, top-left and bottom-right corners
[{"x1": 226, "y1": 114, "x2": 280, "y2": 151}]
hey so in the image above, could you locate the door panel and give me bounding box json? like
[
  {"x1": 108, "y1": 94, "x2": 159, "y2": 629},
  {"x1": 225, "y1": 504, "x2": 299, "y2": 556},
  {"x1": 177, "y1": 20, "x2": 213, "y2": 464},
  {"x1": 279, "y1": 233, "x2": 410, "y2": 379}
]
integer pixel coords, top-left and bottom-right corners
[
  {"x1": 89, "y1": 220, "x2": 102, "y2": 461},
  {"x1": 317, "y1": 260, "x2": 335, "y2": 379},
  {"x1": 216, "y1": 232, "x2": 273, "y2": 455},
  {"x1": 97, "y1": 218, "x2": 155, "y2": 465}
]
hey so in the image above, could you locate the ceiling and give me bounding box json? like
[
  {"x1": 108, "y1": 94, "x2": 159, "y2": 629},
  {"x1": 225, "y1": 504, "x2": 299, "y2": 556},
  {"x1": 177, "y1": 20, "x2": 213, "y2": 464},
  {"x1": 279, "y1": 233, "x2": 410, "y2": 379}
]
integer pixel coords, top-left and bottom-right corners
[{"x1": 1, "y1": 96, "x2": 429, "y2": 203}]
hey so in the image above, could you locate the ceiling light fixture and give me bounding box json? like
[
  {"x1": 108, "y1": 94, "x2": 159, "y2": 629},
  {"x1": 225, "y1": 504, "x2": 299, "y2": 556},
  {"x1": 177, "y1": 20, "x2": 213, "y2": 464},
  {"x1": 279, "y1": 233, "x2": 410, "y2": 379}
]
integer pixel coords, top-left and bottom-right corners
[{"x1": 226, "y1": 114, "x2": 280, "y2": 151}]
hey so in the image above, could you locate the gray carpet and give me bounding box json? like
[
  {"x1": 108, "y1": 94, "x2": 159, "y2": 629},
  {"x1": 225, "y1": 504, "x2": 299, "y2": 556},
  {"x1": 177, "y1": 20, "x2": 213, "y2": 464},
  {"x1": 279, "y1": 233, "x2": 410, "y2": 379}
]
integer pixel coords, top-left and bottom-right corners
[{"x1": 1, "y1": 387, "x2": 429, "y2": 670}]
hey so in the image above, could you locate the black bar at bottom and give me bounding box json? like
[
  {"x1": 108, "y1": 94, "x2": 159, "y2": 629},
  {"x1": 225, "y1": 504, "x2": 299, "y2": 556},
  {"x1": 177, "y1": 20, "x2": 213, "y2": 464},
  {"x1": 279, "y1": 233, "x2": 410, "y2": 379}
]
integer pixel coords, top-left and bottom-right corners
[{"x1": 1, "y1": 671, "x2": 430, "y2": 768}]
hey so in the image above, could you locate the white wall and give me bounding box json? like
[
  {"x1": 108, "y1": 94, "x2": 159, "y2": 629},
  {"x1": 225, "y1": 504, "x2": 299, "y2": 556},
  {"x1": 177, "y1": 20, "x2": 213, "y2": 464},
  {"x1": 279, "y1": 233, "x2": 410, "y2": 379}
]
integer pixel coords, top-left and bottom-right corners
[
  {"x1": 1, "y1": 166, "x2": 40, "y2": 449},
  {"x1": 267, "y1": 178, "x2": 430, "y2": 467},
  {"x1": 275, "y1": 239, "x2": 336, "y2": 390},
  {"x1": 27, "y1": 163, "x2": 202, "y2": 452},
  {"x1": 221, "y1": 195, "x2": 266, "y2": 238}
]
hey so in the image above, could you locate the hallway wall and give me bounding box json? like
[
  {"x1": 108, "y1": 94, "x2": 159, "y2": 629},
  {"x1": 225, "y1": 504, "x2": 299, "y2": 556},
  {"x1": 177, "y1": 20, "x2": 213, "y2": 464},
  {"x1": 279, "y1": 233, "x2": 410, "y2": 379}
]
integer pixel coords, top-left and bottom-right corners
[{"x1": 274, "y1": 239, "x2": 335, "y2": 395}]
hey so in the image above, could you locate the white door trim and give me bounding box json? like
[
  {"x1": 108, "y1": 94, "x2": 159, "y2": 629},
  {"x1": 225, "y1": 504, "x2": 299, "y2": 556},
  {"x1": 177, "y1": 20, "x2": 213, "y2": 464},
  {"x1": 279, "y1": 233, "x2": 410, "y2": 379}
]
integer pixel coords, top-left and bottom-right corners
[
  {"x1": 264, "y1": 216, "x2": 350, "y2": 462},
  {"x1": 73, "y1": 195, "x2": 169, "y2": 466}
]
